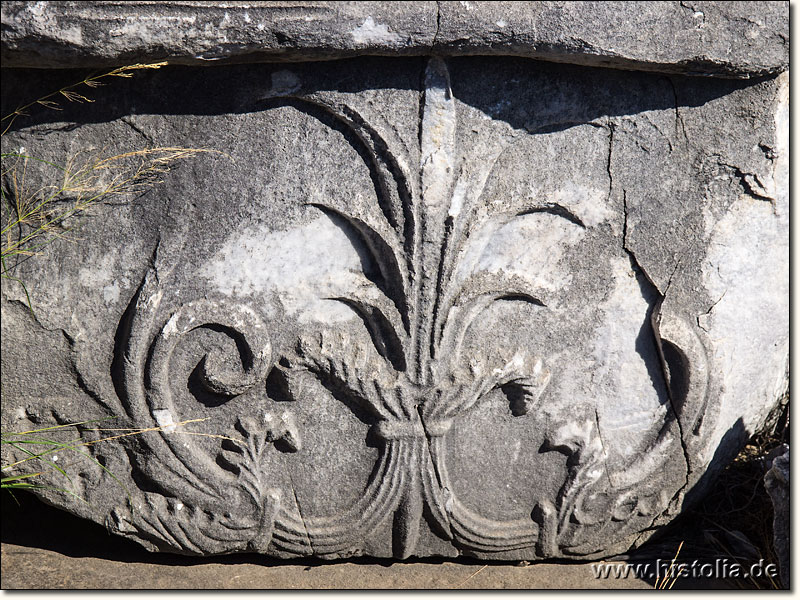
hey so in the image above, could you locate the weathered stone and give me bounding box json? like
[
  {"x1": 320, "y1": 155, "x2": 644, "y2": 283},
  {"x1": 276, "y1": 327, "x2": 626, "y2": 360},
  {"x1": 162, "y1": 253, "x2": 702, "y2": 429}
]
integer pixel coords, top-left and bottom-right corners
[
  {"x1": 764, "y1": 445, "x2": 789, "y2": 589},
  {"x1": 0, "y1": 2, "x2": 788, "y2": 562},
  {"x1": 0, "y1": 1, "x2": 789, "y2": 77}
]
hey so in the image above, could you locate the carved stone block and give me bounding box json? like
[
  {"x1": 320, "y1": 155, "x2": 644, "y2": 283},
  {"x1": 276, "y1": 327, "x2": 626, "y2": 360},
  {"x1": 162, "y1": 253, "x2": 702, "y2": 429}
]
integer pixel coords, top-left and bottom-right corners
[
  {"x1": 0, "y1": 2, "x2": 788, "y2": 561},
  {"x1": 765, "y1": 446, "x2": 789, "y2": 588}
]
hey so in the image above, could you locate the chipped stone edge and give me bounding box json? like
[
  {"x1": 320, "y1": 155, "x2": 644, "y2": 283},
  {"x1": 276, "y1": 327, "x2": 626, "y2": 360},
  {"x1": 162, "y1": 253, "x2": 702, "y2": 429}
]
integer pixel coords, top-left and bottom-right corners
[{"x1": 0, "y1": 1, "x2": 789, "y2": 78}]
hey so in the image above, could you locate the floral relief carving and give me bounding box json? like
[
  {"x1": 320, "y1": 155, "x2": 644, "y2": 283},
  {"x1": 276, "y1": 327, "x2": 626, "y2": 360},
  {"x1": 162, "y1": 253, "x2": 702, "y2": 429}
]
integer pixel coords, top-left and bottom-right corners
[{"x1": 109, "y1": 57, "x2": 706, "y2": 559}]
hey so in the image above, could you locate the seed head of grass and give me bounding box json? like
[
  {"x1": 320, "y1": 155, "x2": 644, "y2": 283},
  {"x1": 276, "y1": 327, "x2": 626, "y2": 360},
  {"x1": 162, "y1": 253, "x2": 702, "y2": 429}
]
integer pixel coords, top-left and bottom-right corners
[{"x1": 1, "y1": 61, "x2": 168, "y2": 135}]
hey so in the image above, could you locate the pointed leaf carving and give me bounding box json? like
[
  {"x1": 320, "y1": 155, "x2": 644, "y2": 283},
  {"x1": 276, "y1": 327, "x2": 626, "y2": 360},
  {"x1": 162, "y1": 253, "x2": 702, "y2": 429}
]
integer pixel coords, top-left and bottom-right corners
[
  {"x1": 299, "y1": 94, "x2": 418, "y2": 239},
  {"x1": 437, "y1": 270, "x2": 545, "y2": 363},
  {"x1": 329, "y1": 276, "x2": 408, "y2": 372},
  {"x1": 289, "y1": 330, "x2": 401, "y2": 422},
  {"x1": 309, "y1": 203, "x2": 410, "y2": 333},
  {"x1": 430, "y1": 346, "x2": 551, "y2": 421}
]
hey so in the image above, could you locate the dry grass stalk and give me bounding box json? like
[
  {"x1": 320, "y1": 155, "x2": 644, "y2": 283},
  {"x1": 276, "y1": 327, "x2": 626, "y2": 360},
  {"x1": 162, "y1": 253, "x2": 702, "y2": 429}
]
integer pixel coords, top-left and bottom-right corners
[{"x1": 1, "y1": 60, "x2": 227, "y2": 307}]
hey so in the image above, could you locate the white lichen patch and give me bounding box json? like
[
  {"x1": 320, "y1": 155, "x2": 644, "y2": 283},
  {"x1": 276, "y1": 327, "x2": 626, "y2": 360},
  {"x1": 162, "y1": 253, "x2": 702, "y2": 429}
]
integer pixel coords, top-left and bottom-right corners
[
  {"x1": 456, "y1": 212, "x2": 585, "y2": 299},
  {"x1": 698, "y1": 74, "x2": 788, "y2": 458},
  {"x1": 152, "y1": 408, "x2": 177, "y2": 433},
  {"x1": 108, "y1": 14, "x2": 198, "y2": 43},
  {"x1": 200, "y1": 215, "x2": 367, "y2": 323},
  {"x1": 701, "y1": 195, "x2": 788, "y2": 442},
  {"x1": 270, "y1": 70, "x2": 301, "y2": 95},
  {"x1": 161, "y1": 313, "x2": 181, "y2": 339},
  {"x1": 102, "y1": 281, "x2": 121, "y2": 304},
  {"x1": 545, "y1": 181, "x2": 612, "y2": 229},
  {"x1": 350, "y1": 16, "x2": 402, "y2": 45},
  {"x1": 60, "y1": 25, "x2": 84, "y2": 45},
  {"x1": 77, "y1": 248, "x2": 128, "y2": 306}
]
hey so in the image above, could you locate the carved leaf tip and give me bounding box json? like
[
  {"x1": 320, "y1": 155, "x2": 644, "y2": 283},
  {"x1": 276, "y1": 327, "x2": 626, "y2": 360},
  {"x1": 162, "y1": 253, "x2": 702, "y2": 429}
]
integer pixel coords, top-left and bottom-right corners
[{"x1": 264, "y1": 411, "x2": 302, "y2": 452}]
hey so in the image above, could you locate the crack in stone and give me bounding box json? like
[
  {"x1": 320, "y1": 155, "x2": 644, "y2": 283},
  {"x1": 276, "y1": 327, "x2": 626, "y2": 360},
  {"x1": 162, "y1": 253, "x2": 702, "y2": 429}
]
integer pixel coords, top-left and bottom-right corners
[
  {"x1": 432, "y1": 1, "x2": 442, "y2": 49},
  {"x1": 663, "y1": 259, "x2": 681, "y2": 297},
  {"x1": 717, "y1": 159, "x2": 777, "y2": 211},
  {"x1": 604, "y1": 119, "x2": 614, "y2": 206},
  {"x1": 282, "y1": 456, "x2": 314, "y2": 555},
  {"x1": 121, "y1": 116, "x2": 155, "y2": 145},
  {"x1": 525, "y1": 120, "x2": 606, "y2": 134},
  {"x1": 648, "y1": 298, "x2": 692, "y2": 520},
  {"x1": 696, "y1": 289, "x2": 726, "y2": 332},
  {"x1": 593, "y1": 407, "x2": 613, "y2": 489},
  {"x1": 416, "y1": 402, "x2": 457, "y2": 544},
  {"x1": 758, "y1": 142, "x2": 777, "y2": 161},
  {"x1": 614, "y1": 130, "x2": 691, "y2": 523},
  {"x1": 678, "y1": 0, "x2": 706, "y2": 26},
  {"x1": 142, "y1": 236, "x2": 165, "y2": 286},
  {"x1": 666, "y1": 77, "x2": 689, "y2": 145}
]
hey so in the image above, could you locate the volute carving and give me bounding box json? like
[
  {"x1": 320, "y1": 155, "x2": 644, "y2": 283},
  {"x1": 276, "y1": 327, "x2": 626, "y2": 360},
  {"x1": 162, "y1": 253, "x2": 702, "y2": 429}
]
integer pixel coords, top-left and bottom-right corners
[{"x1": 103, "y1": 57, "x2": 710, "y2": 559}]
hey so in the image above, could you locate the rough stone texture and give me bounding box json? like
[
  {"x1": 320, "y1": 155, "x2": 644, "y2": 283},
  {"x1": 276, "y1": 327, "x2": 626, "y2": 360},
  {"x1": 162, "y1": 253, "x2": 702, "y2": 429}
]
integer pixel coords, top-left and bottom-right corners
[
  {"x1": 0, "y1": 1, "x2": 789, "y2": 77},
  {"x1": 0, "y1": 2, "x2": 789, "y2": 563},
  {"x1": 1, "y1": 541, "x2": 655, "y2": 590},
  {"x1": 2, "y1": 496, "x2": 654, "y2": 589},
  {"x1": 764, "y1": 445, "x2": 789, "y2": 589}
]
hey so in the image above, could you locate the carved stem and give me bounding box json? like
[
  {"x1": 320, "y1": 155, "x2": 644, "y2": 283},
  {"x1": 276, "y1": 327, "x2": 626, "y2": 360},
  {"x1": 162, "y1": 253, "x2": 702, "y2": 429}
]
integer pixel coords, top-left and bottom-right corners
[{"x1": 414, "y1": 56, "x2": 456, "y2": 384}]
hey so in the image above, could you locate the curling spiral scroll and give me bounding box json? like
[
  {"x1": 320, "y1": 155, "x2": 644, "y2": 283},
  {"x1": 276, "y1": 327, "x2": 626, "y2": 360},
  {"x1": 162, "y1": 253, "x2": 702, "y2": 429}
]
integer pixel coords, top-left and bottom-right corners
[{"x1": 112, "y1": 58, "x2": 709, "y2": 558}]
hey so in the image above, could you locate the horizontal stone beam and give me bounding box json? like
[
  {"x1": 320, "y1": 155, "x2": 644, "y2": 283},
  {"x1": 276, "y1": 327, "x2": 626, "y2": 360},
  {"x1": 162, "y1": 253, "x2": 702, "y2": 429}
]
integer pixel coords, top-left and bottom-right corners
[{"x1": 1, "y1": 1, "x2": 788, "y2": 77}]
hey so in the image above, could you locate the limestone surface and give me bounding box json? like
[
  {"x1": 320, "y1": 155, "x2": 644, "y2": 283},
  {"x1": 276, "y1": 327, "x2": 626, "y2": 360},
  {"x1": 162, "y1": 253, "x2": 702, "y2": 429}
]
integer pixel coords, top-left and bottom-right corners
[
  {"x1": 0, "y1": 2, "x2": 789, "y2": 562},
  {"x1": 0, "y1": 1, "x2": 789, "y2": 76}
]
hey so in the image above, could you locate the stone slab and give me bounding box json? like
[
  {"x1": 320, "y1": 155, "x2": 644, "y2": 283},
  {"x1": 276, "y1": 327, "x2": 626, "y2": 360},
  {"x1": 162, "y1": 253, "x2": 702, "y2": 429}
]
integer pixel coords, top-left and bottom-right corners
[
  {"x1": 0, "y1": 1, "x2": 789, "y2": 77},
  {"x1": 1, "y1": 495, "x2": 654, "y2": 590},
  {"x1": 0, "y1": 1, "x2": 789, "y2": 564},
  {"x1": 0, "y1": 542, "x2": 653, "y2": 590},
  {"x1": 0, "y1": 493, "x2": 751, "y2": 589}
]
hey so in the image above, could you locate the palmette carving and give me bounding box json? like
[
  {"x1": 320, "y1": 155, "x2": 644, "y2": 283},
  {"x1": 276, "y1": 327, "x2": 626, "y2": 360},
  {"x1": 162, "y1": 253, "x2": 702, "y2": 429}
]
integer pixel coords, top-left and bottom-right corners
[{"x1": 109, "y1": 57, "x2": 709, "y2": 558}]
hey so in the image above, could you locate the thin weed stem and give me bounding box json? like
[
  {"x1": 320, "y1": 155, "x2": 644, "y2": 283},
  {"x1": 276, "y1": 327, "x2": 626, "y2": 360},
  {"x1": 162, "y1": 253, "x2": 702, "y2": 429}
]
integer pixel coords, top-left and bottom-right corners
[{"x1": 1, "y1": 62, "x2": 168, "y2": 135}]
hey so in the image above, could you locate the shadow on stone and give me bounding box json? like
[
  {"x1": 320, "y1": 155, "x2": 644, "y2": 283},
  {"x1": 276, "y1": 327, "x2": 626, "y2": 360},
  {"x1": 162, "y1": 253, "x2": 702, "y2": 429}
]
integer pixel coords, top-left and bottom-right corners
[{"x1": 2, "y1": 56, "x2": 766, "y2": 140}]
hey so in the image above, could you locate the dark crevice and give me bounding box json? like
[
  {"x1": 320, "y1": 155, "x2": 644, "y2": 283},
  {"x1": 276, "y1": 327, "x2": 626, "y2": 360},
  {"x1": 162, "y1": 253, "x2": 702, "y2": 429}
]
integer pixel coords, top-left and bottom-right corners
[
  {"x1": 717, "y1": 160, "x2": 777, "y2": 208},
  {"x1": 328, "y1": 296, "x2": 408, "y2": 373},
  {"x1": 120, "y1": 116, "x2": 155, "y2": 145},
  {"x1": 605, "y1": 120, "x2": 615, "y2": 206},
  {"x1": 186, "y1": 360, "x2": 228, "y2": 409},
  {"x1": 518, "y1": 203, "x2": 586, "y2": 229},
  {"x1": 614, "y1": 124, "x2": 692, "y2": 522},
  {"x1": 525, "y1": 120, "x2": 605, "y2": 134},
  {"x1": 293, "y1": 364, "x2": 380, "y2": 428},
  {"x1": 696, "y1": 290, "x2": 726, "y2": 331},
  {"x1": 647, "y1": 294, "x2": 692, "y2": 517},
  {"x1": 432, "y1": 2, "x2": 442, "y2": 49},
  {"x1": 665, "y1": 76, "x2": 689, "y2": 144},
  {"x1": 307, "y1": 202, "x2": 409, "y2": 334},
  {"x1": 429, "y1": 214, "x2": 455, "y2": 362},
  {"x1": 111, "y1": 241, "x2": 160, "y2": 405},
  {"x1": 621, "y1": 190, "x2": 665, "y2": 296},
  {"x1": 259, "y1": 95, "x2": 400, "y2": 230}
]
